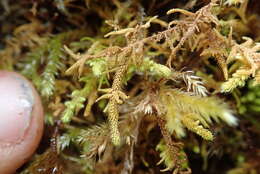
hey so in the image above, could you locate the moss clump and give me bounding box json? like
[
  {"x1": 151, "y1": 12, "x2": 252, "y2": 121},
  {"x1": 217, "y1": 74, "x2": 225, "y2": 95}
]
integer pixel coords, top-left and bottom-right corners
[{"x1": 1, "y1": 0, "x2": 260, "y2": 173}]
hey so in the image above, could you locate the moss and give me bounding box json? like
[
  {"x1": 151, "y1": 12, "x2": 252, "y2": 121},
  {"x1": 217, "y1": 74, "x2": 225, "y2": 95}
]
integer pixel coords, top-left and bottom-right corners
[{"x1": 1, "y1": 0, "x2": 260, "y2": 173}]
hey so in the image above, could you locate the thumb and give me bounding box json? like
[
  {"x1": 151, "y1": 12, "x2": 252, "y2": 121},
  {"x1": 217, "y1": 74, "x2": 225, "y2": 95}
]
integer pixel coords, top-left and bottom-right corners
[{"x1": 0, "y1": 71, "x2": 44, "y2": 174}]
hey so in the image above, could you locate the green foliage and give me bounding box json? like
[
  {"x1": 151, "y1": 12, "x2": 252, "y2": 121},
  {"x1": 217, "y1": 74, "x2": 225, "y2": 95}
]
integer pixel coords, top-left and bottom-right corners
[
  {"x1": 21, "y1": 45, "x2": 47, "y2": 88},
  {"x1": 20, "y1": 35, "x2": 64, "y2": 97},
  {"x1": 62, "y1": 75, "x2": 97, "y2": 123},
  {"x1": 222, "y1": 37, "x2": 260, "y2": 92},
  {"x1": 138, "y1": 58, "x2": 172, "y2": 78},
  {"x1": 237, "y1": 81, "x2": 260, "y2": 114},
  {"x1": 87, "y1": 58, "x2": 107, "y2": 77},
  {"x1": 40, "y1": 37, "x2": 64, "y2": 98},
  {"x1": 2, "y1": 0, "x2": 260, "y2": 173},
  {"x1": 233, "y1": 81, "x2": 260, "y2": 130},
  {"x1": 160, "y1": 87, "x2": 237, "y2": 140},
  {"x1": 21, "y1": 31, "x2": 87, "y2": 98}
]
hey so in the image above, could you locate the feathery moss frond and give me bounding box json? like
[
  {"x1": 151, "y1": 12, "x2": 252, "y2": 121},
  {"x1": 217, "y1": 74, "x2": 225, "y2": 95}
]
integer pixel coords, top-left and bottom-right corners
[
  {"x1": 156, "y1": 140, "x2": 190, "y2": 173},
  {"x1": 222, "y1": 66, "x2": 252, "y2": 92},
  {"x1": 223, "y1": 37, "x2": 260, "y2": 92},
  {"x1": 40, "y1": 37, "x2": 63, "y2": 98},
  {"x1": 159, "y1": 87, "x2": 237, "y2": 138},
  {"x1": 21, "y1": 45, "x2": 47, "y2": 88},
  {"x1": 181, "y1": 114, "x2": 213, "y2": 140},
  {"x1": 20, "y1": 31, "x2": 87, "y2": 96},
  {"x1": 182, "y1": 71, "x2": 208, "y2": 97},
  {"x1": 59, "y1": 123, "x2": 109, "y2": 159},
  {"x1": 62, "y1": 75, "x2": 97, "y2": 123},
  {"x1": 76, "y1": 123, "x2": 109, "y2": 158}
]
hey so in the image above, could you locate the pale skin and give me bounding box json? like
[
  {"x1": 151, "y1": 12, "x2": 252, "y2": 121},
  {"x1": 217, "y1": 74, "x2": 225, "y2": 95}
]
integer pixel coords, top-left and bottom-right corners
[{"x1": 0, "y1": 71, "x2": 44, "y2": 174}]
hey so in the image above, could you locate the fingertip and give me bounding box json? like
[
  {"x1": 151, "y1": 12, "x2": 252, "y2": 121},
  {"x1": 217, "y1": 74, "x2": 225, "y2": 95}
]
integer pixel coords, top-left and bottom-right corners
[{"x1": 0, "y1": 71, "x2": 44, "y2": 174}]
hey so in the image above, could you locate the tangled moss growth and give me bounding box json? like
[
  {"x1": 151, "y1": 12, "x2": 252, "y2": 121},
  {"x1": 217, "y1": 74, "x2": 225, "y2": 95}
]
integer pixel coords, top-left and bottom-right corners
[{"x1": 1, "y1": 0, "x2": 260, "y2": 173}]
